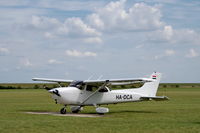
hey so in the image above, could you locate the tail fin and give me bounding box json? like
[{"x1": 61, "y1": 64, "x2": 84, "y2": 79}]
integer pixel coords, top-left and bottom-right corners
[{"x1": 134, "y1": 72, "x2": 161, "y2": 97}]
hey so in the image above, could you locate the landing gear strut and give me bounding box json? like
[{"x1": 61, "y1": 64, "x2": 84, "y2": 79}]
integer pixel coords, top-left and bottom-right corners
[
  {"x1": 60, "y1": 106, "x2": 67, "y2": 114},
  {"x1": 70, "y1": 106, "x2": 82, "y2": 113}
]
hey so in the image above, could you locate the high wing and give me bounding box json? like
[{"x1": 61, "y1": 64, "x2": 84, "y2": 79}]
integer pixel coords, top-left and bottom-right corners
[
  {"x1": 32, "y1": 78, "x2": 73, "y2": 84},
  {"x1": 84, "y1": 78, "x2": 154, "y2": 86},
  {"x1": 32, "y1": 77, "x2": 154, "y2": 86}
]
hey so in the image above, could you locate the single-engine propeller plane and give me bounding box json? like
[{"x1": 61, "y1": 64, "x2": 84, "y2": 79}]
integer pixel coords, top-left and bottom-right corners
[{"x1": 32, "y1": 72, "x2": 169, "y2": 114}]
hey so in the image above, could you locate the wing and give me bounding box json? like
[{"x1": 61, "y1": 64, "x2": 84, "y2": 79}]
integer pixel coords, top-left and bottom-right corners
[
  {"x1": 83, "y1": 78, "x2": 153, "y2": 86},
  {"x1": 32, "y1": 78, "x2": 73, "y2": 84},
  {"x1": 32, "y1": 78, "x2": 154, "y2": 86},
  {"x1": 32, "y1": 77, "x2": 153, "y2": 87}
]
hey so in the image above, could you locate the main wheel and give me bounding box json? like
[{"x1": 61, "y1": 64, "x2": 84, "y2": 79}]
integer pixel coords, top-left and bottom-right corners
[
  {"x1": 98, "y1": 113, "x2": 104, "y2": 115},
  {"x1": 72, "y1": 110, "x2": 79, "y2": 113},
  {"x1": 60, "y1": 108, "x2": 66, "y2": 114}
]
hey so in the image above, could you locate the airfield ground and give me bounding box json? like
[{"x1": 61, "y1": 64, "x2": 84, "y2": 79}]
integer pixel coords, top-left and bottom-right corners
[{"x1": 0, "y1": 86, "x2": 200, "y2": 133}]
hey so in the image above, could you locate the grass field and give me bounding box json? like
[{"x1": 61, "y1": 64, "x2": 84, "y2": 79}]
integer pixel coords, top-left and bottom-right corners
[{"x1": 0, "y1": 87, "x2": 200, "y2": 133}]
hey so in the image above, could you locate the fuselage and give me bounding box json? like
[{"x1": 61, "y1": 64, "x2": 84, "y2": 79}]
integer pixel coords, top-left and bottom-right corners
[{"x1": 50, "y1": 87, "x2": 143, "y2": 106}]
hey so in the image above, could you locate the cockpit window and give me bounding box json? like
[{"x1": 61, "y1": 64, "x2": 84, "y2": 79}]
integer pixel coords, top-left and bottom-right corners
[
  {"x1": 86, "y1": 85, "x2": 98, "y2": 92},
  {"x1": 98, "y1": 87, "x2": 109, "y2": 92},
  {"x1": 69, "y1": 81, "x2": 84, "y2": 90}
]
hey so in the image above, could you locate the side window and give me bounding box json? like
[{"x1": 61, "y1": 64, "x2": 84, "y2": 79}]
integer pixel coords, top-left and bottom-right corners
[
  {"x1": 98, "y1": 87, "x2": 108, "y2": 92},
  {"x1": 77, "y1": 84, "x2": 84, "y2": 90},
  {"x1": 86, "y1": 85, "x2": 93, "y2": 91},
  {"x1": 86, "y1": 85, "x2": 98, "y2": 92}
]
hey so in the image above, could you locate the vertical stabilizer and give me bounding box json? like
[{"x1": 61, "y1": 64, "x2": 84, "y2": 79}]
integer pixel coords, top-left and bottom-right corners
[{"x1": 134, "y1": 72, "x2": 162, "y2": 97}]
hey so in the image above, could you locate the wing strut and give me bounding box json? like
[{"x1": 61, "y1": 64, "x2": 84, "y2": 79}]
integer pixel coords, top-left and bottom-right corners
[{"x1": 80, "y1": 80, "x2": 109, "y2": 105}]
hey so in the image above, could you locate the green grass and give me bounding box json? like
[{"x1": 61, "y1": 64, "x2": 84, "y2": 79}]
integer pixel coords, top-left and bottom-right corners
[{"x1": 0, "y1": 88, "x2": 200, "y2": 133}]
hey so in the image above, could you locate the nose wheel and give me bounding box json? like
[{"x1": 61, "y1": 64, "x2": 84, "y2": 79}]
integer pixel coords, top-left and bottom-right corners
[{"x1": 60, "y1": 106, "x2": 67, "y2": 114}]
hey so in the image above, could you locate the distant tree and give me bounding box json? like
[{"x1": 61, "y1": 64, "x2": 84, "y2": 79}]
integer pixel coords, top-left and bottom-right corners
[
  {"x1": 17, "y1": 86, "x2": 22, "y2": 89},
  {"x1": 163, "y1": 85, "x2": 167, "y2": 88},
  {"x1": 34, "y1": 85, "x2": 39, "y2": 89},
  {"x1": 176, "y1": 85, "x2": 179, "y2": 88},
  {"x1": 0, "y1": 86, "x2": 4, "y2": 89},
  {"x1": 8, "y1": 86, "x2": 15, "y2": 89}
]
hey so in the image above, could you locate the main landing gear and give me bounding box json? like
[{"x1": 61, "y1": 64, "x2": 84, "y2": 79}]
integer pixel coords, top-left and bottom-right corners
[
  {"x1": 60, "y1": 105, "x2": 82, "y2": 114},
  {"x1": 70, "y1": 106, "x2": 82, "y2": 113},
  {"x1": 60, "y1": 106, "x2": 67, "y2": 114}
]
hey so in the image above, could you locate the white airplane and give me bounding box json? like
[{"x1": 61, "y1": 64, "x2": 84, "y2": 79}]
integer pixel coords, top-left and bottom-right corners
[{"x1": 32, "y1": 72, "x2": 169, "y2": 114}]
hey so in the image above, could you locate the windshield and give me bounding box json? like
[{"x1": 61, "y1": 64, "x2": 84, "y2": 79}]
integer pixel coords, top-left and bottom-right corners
[{"x1": 69, "y1": 81, "x2": 84, "y2": 90}]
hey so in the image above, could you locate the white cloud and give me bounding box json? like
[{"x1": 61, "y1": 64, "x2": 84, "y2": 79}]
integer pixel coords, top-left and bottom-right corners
[
  {"x1": 174, "y1": 29, "x2": 200, "y2": 45},
  {"x1": 26, "y1": 1, "x2": 200, "y2": 47},
  {"x1": 87, "y1": 13, "x2": 104, "y2": 30},
  {"x1": 44, "y1": 32, "x2": 55, "y2": 39},
  {"x1": 87, "y1": 1, "x2": 164, "y2": 32},
  {"x1": 149, "y1": 26, "x2": 200, "y2": 45},
  {"x1": 65, "y1": 50, "x2": 97, "y2": 57},
  {"x1": 86, "y1": 0, "x2": 200, "y2": 47},
  {"x1": 1, "y1": 0, "x2": 200, "y2": 84},
  {"x1": 165, "y1": 49, "x2": 175, "y2": 56},
  {"x1": 48, "y1": 59, "x2": 62, "y2": 64},
  {"x1": 84, "y1": 37, "x2": 102, "y2": 44},
  {"x1": 31, "y1": 16, "x2": 60, "y2": 30},
  {"x1": 29, "y1": 16, "x2": 102, "y2": 43},
  {"x1": 186, "y1": 49, "x2": 199, "y2": 58},
  {"x1": 163, "y1": 26, "x2": 173, "y2": 40},
  {"x1": 63, "y1": 17, "x2": 101, "y2": 37},
  {"x1": 0, "y1": 47, "x2": 9, "y2": 55},
  {"x1": 84, "y1": 51, "x2": 97, "y2": 57}
]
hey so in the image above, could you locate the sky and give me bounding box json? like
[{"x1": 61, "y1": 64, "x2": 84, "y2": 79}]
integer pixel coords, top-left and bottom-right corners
[{"x1": 0, "y1": 0, "x2": 200, "y2": 83}]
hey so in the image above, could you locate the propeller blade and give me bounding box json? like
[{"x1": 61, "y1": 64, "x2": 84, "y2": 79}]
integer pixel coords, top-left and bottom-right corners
[
  {"x1": 49, "y1": 89, "x2": 61, "y2": 97},
  {"x1": 53, "y1": 90, "x2": 61, "y2": 97}
]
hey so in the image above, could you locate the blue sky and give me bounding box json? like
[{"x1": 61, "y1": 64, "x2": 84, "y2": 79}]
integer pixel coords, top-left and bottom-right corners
[{"x1": 0, "y1": 0, "x2": 200, "y2": 83}]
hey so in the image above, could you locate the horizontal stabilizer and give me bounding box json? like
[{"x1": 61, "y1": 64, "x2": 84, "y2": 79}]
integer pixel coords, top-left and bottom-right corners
[{"x1": 140, "y1": 96, "x2": 169, "y2": 101}]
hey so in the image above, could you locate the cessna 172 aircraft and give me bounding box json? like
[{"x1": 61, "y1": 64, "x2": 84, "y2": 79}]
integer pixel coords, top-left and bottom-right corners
[{"x1": 32, "y1": 72, "x2": 169, "y2": 114}]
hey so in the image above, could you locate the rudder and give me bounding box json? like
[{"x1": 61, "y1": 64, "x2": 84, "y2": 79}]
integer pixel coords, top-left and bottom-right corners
[{"x1": 134, "y1": 72, "x2": 162, "y2": 97}]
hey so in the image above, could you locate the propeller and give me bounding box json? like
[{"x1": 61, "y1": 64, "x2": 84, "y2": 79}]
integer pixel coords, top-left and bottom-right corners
[{"x1": 53, "y1": 90, "x2": 61, "y2": 97}]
